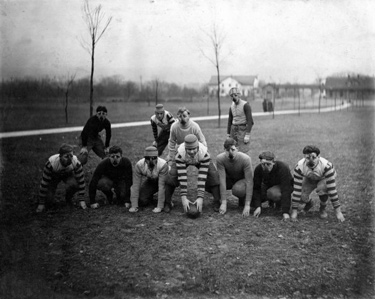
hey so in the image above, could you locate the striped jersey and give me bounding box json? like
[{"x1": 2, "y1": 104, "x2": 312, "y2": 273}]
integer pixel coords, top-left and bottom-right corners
[
  {"x1": 292, "y1": 157, "x2": 340, "y2": 208},
  {"x1": 38, "y1": 154, "x2": 85, "y2": 201},
  {"x1": 130, "y1": 157, "x2": 169, "y2": 209},
  {"x1": 175, "y1": 142, "x2": 210, "y2": 198},
  {"x1": 150, "y1": 110, "x2": 175, "y2": 140}
]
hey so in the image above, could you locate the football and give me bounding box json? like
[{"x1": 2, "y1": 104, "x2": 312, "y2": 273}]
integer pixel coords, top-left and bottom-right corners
[
  {"x1": 232, "y1": 179, "x2": 246, "y2": 198},
  {"x1": 186, "y1": 202, "x2": 200, "y2": 219}
]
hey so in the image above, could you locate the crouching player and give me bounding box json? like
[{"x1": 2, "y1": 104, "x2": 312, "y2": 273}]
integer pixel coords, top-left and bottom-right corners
[
  {"x1": 89, "y1": 146, "x2": 132, "y2": 208},
  {"x1": 129, "y1": 146, "x2": 169, "y2": 213},
  {"x1": 36, "y1": 144, "x2": 87, "y2": 212},
  {"x1": 164, "y1": 134, "x2": 220, "y2": 217},
  {"x1": 291, "y1": 145, "x2": 345, "y2": 222},
  {"x1": 216, "y1": 138, "x2": 254, "y2": 217}
]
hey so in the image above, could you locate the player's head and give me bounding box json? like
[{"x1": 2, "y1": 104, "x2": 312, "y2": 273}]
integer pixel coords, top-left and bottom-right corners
[
  {"x1": 96, "y1": 106, "x2": 108, "y2": 121},
  {"x1": 229, "y1": 87, "x2": 241, "y2": 104},
  {"x1": 108, "y1": 146, "x2": 122, "y2": 167},
  {"x1": 224, "y1": 138, "x2": 238, "y2": 160},
  {"x1": 155, "y1": 104, "x2": 165, "y2": 121},
  {"x1": 144, "y1": 146, "x2": 158, "y2": 168},
  {"x1": 303, "y1": 145, "x2": 320, "y2": 168},
  {"x1": 59, "y1": 143, "x2": 74, "y2": 167},
  {"x1": 184, "y1": 134, "x2": 199, "y2": 158},
  {"x1": 259, "y1": 151, "x2": 275, "y2": 173},
  {"x1": 177, "y1": 107, "x2": 190, "y2": 125}
]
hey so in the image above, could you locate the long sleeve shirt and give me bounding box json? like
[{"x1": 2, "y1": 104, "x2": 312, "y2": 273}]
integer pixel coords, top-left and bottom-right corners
[
  {"x1": 216, "y1": 152, "x2": 253, "y2": 204},
  {"x1": 150, "y1": 110, "x2": 175, "y2": 140},
  {"x1": 89, "y1": 157, "x2": 133, "y2": 203},
  {"x1": 167, "y1": 120, "x2": 207, "y2": 161},
  {"x1": 253, "y1": 161, "x2": 293, "y2": 212},
  {"x1": 130, "y1": 157, "x2": 169, "y2": 209},
  {"x1": 39, "y1": 154, "x2": 85, "y2": 202},
  {"x1": 292, "y1": 157, "x2": 340, "y2": 209},
  {"x1": 175, "y1": 142, "x2": 210, "y2": 198},
  {"x1": 81, "y1": 115, "x2": 111, "y2": 147},
  {"x1": 227, "y1": 99, "x2": 254, "y2": 134}
]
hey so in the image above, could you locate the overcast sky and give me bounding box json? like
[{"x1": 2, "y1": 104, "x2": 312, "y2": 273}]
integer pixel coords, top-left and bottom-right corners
[{"x1": 1, "y1": 0, "x2": 375, "y2": 85}]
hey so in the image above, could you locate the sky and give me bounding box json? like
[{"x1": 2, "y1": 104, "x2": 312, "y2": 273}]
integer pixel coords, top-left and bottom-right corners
[{"x1": 1, "y1": 0, "x2": 375, "y2": 85}]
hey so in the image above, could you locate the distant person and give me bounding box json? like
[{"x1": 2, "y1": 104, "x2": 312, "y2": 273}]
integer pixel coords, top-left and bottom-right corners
[
  {"x1": 150, "y1": 104, "x2": 175, "y2": 156},
  {"x1": 129, "y1": 146, "x2": 169, "y2": 213},
  {"x1": 291, "y1": 145, "x2": 345, "y2": 222},
  {"x1": 164, "y1": 134, "x2": 220, "y2": 215},
  {"x1": 36, "y1": 144, "x2": 87, "y2": 213},
  {"x1": 216, "y1": 138, "x2": 254, "y2": 217},
  {"x1": 89, "y1": 146, "x2": 132, "y2": 208},
  {"x1": 252, "y1": 151, "x2": 293, "y2": 220},
  {"x1": 78, "y1": 106, "x2": 111, "y2": 165},
  {"x1": 227, "y1": 87, "x2": 254, "y2": 154},
  {"x1": 167, "y1": 107, "x2": 207, "y2": 163}
]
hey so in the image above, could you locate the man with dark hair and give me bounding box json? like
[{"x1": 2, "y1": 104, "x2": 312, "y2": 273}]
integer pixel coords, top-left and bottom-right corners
[
  {"x1": 164, "y1": 134, "x2": 220, "y2": 215},
  {"x1": 150, "y1": 104, "x2": 175, "y2": 156},
  {"x1": 89, "y1": 145, "x2": 132, "y2": 208},
  {"x1": 227, "y1": 87, "x2": 254, "y2": 154},
  {"x1": 291, "y1": 145, "x2": 345, "y2": 222},
  {"x1": 78, "y1": 106, "x2": 111, "y2": 165},
  {"x1": 216, "y1": 138, "x2": 254, "y2": 217},
  {"x1": 167, "y1": 107, "x2": 207, "y2": 162},
  {"x1": 36, "y1": 144, "x2": 87, "y2": 213},
  {"x1": 129, "y1": 146, "x2": 169, "y2": 213},
  {"x1": 252, "y1": 151, "x2": 293, "y2": 220}
]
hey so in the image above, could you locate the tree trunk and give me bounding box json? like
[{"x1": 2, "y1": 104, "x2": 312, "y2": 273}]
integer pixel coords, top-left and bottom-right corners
[
  {"x1": 90, "y1": 39, "x2": 95, "y2": 117},
  {"x1": 216, "y1": 66, "x2": 221, "y2": 128},
  {"x1": 65, "y1": 90, "x2": 69, "y2": 124}
]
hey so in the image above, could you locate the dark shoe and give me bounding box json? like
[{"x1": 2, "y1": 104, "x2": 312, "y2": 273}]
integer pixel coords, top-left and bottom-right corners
[
  {"x1": 238, "y1": 198, "x2": 245, "y2": 208},
  {"x1": 304, "y1": 200, "x2": 314, "y2": 212},
  {"x1": 164, "y1": 203, "x2": 172, "y2": 213},
  {"x1": 213, "y1": 201, "x2": 220, "y2": 212}
]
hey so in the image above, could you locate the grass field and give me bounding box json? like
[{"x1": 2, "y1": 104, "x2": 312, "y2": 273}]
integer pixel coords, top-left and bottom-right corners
[{"x1": 0, "y1": 102, "x2": 374, "y2": 299}]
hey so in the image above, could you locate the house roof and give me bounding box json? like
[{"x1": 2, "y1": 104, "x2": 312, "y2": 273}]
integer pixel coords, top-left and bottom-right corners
[{"x1": 208, "y1": 75, "x2": 257, "y2": 86}]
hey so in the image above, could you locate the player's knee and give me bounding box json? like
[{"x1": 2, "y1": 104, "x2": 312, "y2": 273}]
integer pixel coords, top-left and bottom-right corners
[{"x1": 232, "y1": 180, "x2": 246, "y2": 198}]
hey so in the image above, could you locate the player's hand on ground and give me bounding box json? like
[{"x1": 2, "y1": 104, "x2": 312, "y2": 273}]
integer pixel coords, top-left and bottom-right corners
[
  {"x1": 282, "y1": 213, "x2": 290, "y2": 221},
  {"x1": 181, "y1": 196, "x2": 191, "y2": 212},
  {"x1": 194, "y1": 197, "x2": 203, "y2": 212},
  {"x1": 129, "y1": 207, "x2": 138, "y2": 213},
  {"x1": 290, "y1": 209, "x2": 298, "y2": 222},
  {"x1": 90, "y1": 203, "x2": 99, "y2": 209},
  {"x1": 36, "y1": 204, "x2": 45, "y2": 213},
  {"x1": 335, "y1": 208, "x2": 345, "y2": 222},
  {"x1": 152, "y1": 207, "x2": 162, "y2": 213},
  {"x1": 253, "y1": 207, "x2": 261, "y2": 218},
  {"x1": 242, "y1": 205, "x2": 250, "y2": 217},
  {"x1": 219, "y1": 202, "x2": 227, "y2": 215},
  {"x1": 79, "y1": 201, "x2": 87, "y2": 209}
]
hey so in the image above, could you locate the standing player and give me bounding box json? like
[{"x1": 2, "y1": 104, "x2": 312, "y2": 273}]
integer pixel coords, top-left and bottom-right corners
[
  {"x1": 150, "y1": 104, "x2": 175, "y2": 156},
  {"x1": 227, "y1": 87, "x2": 254, "y2": 154},
  {"x1": 78, "y1": 106, "x2": 111, "y2": 165}
]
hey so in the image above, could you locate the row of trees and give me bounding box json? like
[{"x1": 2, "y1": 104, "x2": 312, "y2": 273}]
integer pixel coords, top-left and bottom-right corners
[{"x1": 0, "y1": 76, "x2": 206, "y2": 102}]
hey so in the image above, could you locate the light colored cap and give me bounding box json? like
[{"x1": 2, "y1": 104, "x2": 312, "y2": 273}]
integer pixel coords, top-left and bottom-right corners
[{"x1": 184, "y1": 134, "x2": 198, "y2": 149}]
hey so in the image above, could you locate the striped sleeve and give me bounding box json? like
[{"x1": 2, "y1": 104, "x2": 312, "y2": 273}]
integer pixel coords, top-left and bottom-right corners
[
  {"x1": 150, "y1": 119, "x2": 158, "y2": 140},
  {"x1": 73, "y1": 162, "x2": 86, "y2": 200},
  {"x1": 167, "y1": 112, "x2": 175, "y2": 126},
  {"x1": 176, "y1": 154, "x2": 188, "y2": 196},
  {"x1": 324, "y1": 165, "x2": 340, "y2": 208},
  {"x1": 291, "y1": 166, "x2": 303, "y2": 209},
  {"x1": 38, "y1": 161, "x2": 54, "y2": 204},
  {"x1": 197, "y1": 153, "x2": 210, "y2": 198}
]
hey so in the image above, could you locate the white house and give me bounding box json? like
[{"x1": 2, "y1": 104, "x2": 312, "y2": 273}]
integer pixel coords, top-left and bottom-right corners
[{"x1": 208, "y1": 75, "x2": 259, "y2": 97}]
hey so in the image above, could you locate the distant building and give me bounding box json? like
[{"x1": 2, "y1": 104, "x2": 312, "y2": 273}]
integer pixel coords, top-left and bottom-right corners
[
  {"x1": 325, "y1": 75, "x2": 375, "y2": 99},
  {"x1": 208, "y1": 75, "x2": 259, "y2": 97}
]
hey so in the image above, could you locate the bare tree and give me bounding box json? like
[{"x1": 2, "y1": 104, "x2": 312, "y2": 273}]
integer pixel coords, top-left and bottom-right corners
[
  {"x1": 64, "y1": 73, "x2": 76, "y2": 124},
  {"x1": 199, "y1": 24, "x2": 226, "y2": 127},
  {"x1": 81, "y1": 0, "x2": 112, "y2": 117}
]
